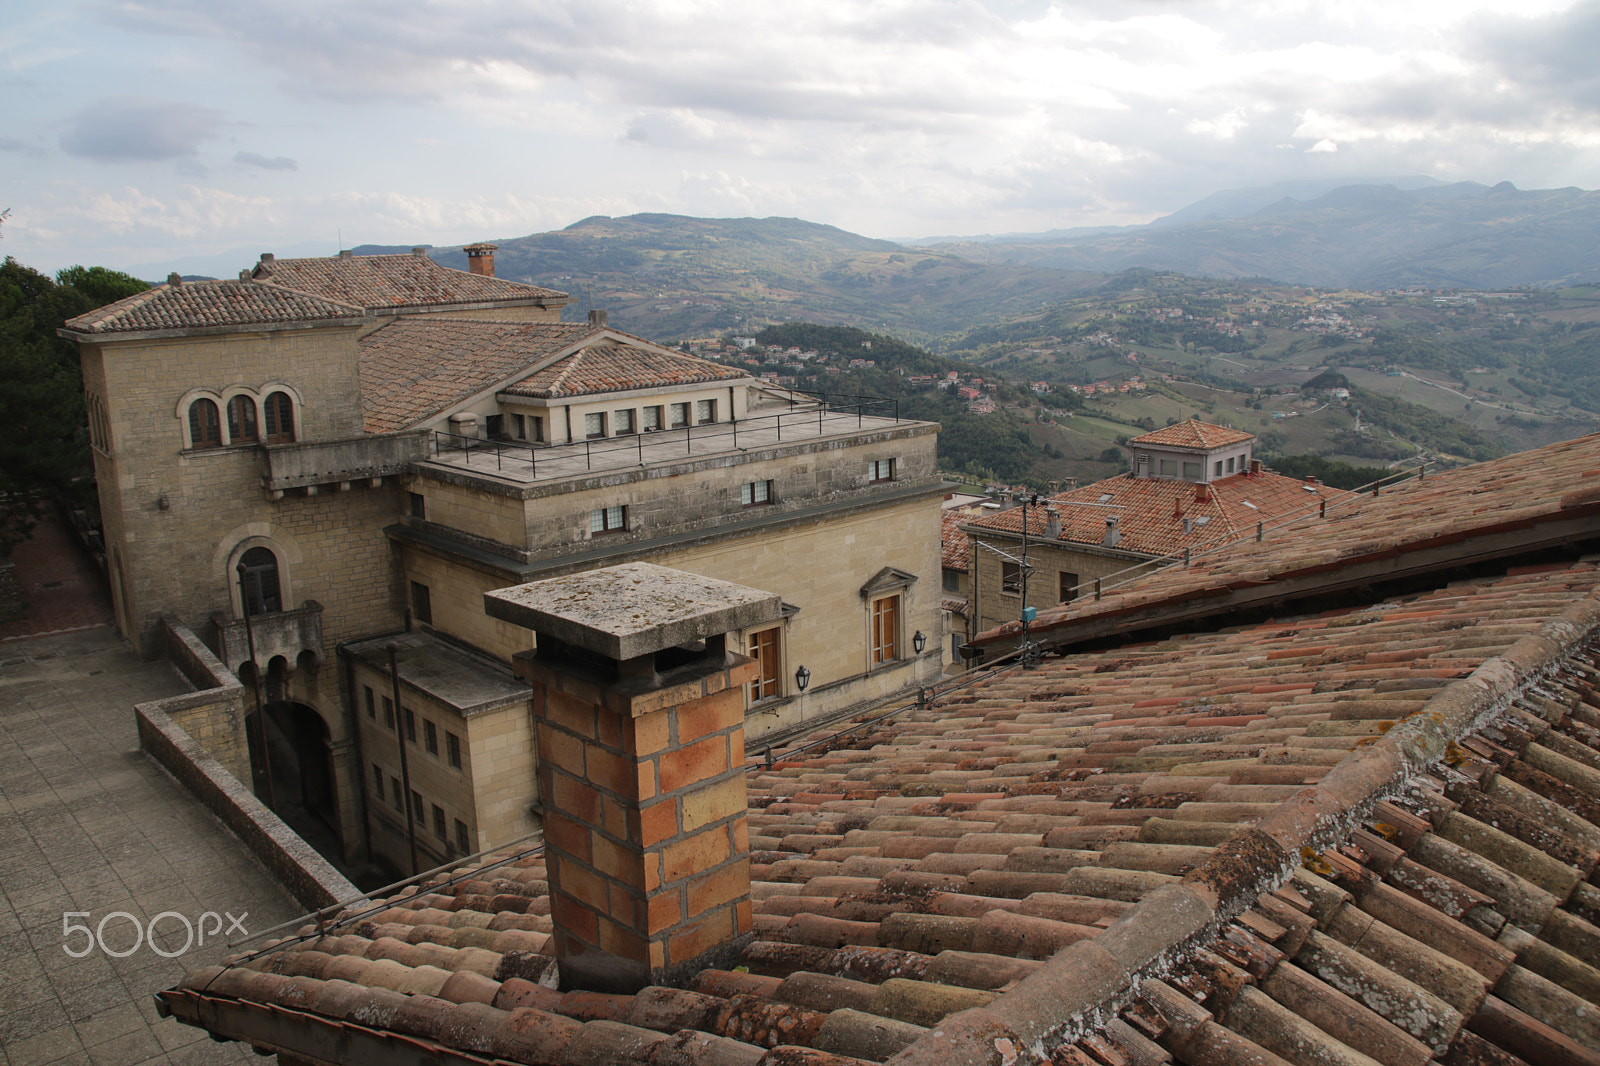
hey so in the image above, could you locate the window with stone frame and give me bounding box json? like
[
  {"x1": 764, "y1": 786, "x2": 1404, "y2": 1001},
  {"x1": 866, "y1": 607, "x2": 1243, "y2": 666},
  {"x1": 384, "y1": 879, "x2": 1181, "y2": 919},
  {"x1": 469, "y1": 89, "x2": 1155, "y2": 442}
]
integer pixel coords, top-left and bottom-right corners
[
  {"x1": 188, "y1": 398, "x2": 222, "y2": 449},
  {"x1": 589, "y1": 505, "x2": 627, "y2": 535},
  {"x1": 227, "y1": 395, "x2": 258, "y2": 443},
  {"x1": 871, "y1": 594, "x2": 901, "y2": 664},
  {"x1": 263, "y1": 391, "x2": 295, "y2": 443},
  {"x1": 747, "y1": 627, "x2": 781, "y2": 701}
]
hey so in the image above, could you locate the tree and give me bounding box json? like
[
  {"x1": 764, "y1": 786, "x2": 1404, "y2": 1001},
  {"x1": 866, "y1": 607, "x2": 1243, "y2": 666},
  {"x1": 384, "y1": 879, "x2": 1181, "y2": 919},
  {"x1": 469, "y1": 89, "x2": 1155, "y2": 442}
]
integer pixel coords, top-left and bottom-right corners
[{"x1": 0, "y1": 256, "x2": 148, "y2": 552}]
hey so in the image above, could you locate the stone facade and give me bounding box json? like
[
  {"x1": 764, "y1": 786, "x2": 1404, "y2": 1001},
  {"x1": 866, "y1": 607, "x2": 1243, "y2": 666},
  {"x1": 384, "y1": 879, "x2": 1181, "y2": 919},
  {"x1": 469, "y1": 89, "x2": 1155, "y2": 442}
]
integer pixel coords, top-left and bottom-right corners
[{"x1": 64, "y1": 250, "x2": 945, "y2": 877}]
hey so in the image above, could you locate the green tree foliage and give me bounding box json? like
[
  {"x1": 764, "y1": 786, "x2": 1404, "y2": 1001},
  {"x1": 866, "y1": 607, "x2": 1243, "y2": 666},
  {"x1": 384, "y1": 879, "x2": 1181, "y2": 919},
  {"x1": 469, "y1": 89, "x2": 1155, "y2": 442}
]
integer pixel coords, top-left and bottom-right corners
[
  {"x1": 901, "y1": 392, "x2": 1040, "y2": 481},
  {"x1": 1345, "y1": 387, "x2": 1504, "y2": 461},
  {"x1": 0, "y1": 257, "x2": 148, "y2": 551},
  {"x1": 1303, "y1": 369, "x2": 1351, "y2": 390},
  {"x1": 1262, "y1": 454, "x2": 1403, "y2": 490}
]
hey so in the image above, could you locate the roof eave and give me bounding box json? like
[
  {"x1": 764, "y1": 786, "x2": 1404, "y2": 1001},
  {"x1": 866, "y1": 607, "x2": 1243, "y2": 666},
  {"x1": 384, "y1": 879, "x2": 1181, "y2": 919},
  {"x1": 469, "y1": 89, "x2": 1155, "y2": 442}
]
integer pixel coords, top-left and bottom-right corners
[{"x1": 57, "y1": 315, "x2": 370, "y2": 344}]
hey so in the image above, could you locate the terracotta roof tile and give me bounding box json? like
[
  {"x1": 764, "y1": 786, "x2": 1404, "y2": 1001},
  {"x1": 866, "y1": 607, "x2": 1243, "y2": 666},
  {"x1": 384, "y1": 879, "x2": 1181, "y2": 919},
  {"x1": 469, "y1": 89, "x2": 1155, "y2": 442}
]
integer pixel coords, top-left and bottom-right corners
[
  {"x1": 358, "y1": 322, "x2": 747, "y2": 432},
  {"x1": 1128, "y1": 419, "x2": 1256, "y2": 449},
  {"x1": 980, "y1": 432, "x2": 1600, "y2": 649},
  {"x1": 964, "y1": 469, "x2": 1333, "y2": 558},
  {"x1": 254, "y1": 252, "x2": 565, "y2": 309},
  {"x1": 357, "y1": 319, "x2": 592, "y2": 432},
  {"x1": 62, "y1": 278, "x2": 363, "y2": 335},
  {"x1": 502, "y1": 344, "x2": 746, "y2": 399}
]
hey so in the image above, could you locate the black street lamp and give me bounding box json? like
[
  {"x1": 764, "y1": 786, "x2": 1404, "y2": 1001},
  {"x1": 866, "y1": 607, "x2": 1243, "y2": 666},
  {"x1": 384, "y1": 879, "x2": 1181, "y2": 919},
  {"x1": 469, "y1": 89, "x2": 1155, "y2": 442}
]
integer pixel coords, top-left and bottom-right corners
[
  {"x1": 912, "y1": 630, "x2": 927, "y2": 655},
  {"x1": 794, "y1": 664, "x2": 811, "y2": 692}
]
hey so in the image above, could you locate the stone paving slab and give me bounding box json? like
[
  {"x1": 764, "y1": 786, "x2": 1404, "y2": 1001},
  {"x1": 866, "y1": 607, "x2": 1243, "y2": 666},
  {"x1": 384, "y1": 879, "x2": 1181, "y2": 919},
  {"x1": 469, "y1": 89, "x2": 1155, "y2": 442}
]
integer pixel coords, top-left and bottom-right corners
[{"x1": 0, "y1": 625, "x2": 303, "y2": 1065}]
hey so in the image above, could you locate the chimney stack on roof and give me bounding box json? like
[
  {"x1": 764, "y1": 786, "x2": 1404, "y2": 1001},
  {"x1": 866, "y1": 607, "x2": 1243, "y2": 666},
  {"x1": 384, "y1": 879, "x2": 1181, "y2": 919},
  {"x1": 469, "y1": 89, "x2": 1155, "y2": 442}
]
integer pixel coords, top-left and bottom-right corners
[
  {"x1": 166, "y1": 273, "x2": 181, "y2": 287},
  {"x1": 338, "y1": 249, "x2": 353, "y2": 258},
  {"x1": 412, "y1": 247, "x2": 428, "y2": 258},
  {"x1": 1251, "y1": 459, "x2": 1263, "y2": 476},
  {"x1": 1195, "y1": 482, "x2": 1211, "y2": 503},
  {"x1": 589, "y1": 309, "x2": 609, "y2": 328},
  {"x1": 485, "y1": 563, "x2": 780, "y2": 994},
  {"x1": 1044, "y1": 508, "x2": 1061, "y2": 539},
  {"x1": 1103, "y1": 516, "x2": 1122, "y2": 548},
  {"x1": 464, "y1": 242, "x2": 497, "y2": 277},
  {"x1": 259, "y1": 253, "x2": 275, "y2": 263}
]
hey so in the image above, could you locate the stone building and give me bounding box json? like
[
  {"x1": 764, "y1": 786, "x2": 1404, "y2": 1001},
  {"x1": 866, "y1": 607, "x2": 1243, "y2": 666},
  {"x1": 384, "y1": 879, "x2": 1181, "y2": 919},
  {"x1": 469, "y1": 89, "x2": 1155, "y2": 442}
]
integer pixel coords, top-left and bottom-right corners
[
  {"x1": 962, "y1": 420, "x2": 1331, "y2": 638},
  {"x1": 61, "y1": 247, "x2": 944, "y2": 875}
]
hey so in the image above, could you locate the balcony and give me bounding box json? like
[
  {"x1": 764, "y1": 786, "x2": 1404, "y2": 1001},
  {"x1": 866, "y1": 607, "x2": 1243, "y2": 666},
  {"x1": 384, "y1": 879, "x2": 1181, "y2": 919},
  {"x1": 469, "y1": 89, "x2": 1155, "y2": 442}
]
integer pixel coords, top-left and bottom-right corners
[
  {"x1": 262, "y1": 431, "x2": 428, "y2": 494},
  {"x1": 211, "y1": 601, "x2": 324, "y2": 674},
  {"x1": 419, "y1": 395, "x2": 908, "y2": 486}
]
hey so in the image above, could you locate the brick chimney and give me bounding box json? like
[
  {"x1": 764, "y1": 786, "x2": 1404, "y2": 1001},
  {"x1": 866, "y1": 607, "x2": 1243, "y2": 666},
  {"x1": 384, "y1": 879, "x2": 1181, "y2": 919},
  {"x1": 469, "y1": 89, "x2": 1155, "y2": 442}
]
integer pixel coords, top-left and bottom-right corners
[
  {"x1": 589, "y1": 309, "x2": 609, "y2": 327},
  {"x1": 464, "y1": 243, "x2": 497, "y2": 277},
  {"x1": 1195, "y1": 482, "x2": 1211, "y2": 503},
  {"x1": 485, "y1": 563, "x2": 779, "y2": 994}
]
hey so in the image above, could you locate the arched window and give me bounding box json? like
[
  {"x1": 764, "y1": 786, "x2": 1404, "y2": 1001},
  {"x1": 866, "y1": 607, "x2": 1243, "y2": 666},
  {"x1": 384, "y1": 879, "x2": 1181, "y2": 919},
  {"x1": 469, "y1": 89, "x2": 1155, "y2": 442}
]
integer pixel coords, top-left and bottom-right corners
[
  {"x1": 188, "y1": 399, "x2": 222, "y2": 449},
  {"x1": 239, "y1": 546, "x2": 282, "y2": 615},
  {"x1": 227, "y1": 395, "x2": 258, "y2": 443},
  {"x1": 264, "y1": 391, "x2": 296, "y2": 444}
]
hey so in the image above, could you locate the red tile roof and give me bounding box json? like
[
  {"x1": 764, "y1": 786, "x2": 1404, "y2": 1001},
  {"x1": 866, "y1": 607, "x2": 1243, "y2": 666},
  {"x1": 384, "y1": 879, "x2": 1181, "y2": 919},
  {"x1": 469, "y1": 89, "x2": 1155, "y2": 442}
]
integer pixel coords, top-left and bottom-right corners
[
  {"x1": 964, "y1": 469, "x2": 1330, "y2": 558},
  {"x1": 357, "y1": 319, "x2": 595, "y2": 433},
  {"x1": 502, "y1": 344, "x2": 747, "y2": 399},
  {"x1": 1128, "y1": 419, "x2": 1256, "y2": 449},
  {"x1": 254, "y1": 252, "x2": 566, "y2": 310},
  {"x1": 358, "y1": 323, "x2": 749, "y2": 433},
  {"x1": 159, "y1": 557, "x2": 1600, "y2": 1066},
  {"x1": 982, "y1": 431, "x2": 1600, "y2": 650},
  {"x1": 940, "y1": 511, "x2": 970, "y2": 572},
  {"x1": 61, "y1": 279, "x2": 363, "y2": 335}
]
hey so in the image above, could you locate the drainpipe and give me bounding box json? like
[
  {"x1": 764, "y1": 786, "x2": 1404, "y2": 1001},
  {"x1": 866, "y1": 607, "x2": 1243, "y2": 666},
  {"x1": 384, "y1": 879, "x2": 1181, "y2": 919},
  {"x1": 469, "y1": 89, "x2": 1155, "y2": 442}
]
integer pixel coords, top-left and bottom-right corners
[
  {"x1": 387, "y1": 642, "x2": 420, "y2": 877},
  {"x1": 339, "y1": 643, "x2": 375, "y2": 863}
]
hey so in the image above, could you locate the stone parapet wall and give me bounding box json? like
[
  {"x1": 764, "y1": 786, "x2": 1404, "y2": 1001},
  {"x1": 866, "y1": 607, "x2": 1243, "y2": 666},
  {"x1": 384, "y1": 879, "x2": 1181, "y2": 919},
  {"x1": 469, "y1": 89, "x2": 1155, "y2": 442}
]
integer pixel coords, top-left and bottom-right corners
[
  {"x1": 135, "y1": 693, "x2": 358, "y2": 913},
  {"x1": 156, "y1": 616, "x2": 252, "y2": 782}
]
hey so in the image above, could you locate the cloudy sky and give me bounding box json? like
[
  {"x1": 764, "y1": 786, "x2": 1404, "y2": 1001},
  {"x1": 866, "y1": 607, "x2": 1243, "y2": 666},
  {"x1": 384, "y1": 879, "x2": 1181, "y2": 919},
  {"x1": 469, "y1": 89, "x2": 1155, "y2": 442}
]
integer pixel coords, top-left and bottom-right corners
[{"x1": 5, "y1": 0, "x2": 1600, "y2": 277}]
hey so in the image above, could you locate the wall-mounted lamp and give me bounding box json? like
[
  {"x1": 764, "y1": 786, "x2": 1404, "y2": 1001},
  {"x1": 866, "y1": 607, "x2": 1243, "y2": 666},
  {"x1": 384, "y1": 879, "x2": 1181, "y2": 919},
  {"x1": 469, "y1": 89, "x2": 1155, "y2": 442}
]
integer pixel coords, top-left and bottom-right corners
[
  {"x1": 794, "y1": 664, "x2": 811, "y2": 692},
  {"x1": 912, "y1": 630, "x2": 927, "y2": 655}
]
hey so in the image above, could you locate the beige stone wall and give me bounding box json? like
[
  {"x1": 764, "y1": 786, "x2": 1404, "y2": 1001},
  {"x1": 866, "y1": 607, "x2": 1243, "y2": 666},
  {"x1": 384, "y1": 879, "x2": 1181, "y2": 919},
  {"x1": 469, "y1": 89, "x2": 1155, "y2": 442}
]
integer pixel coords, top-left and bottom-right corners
[
  {"x1": 88, "y1": 327, "x2": 404, "y2": 653},
  {"x1": 528, "y1": 434, "x2": 934, "y2": 556},
  {"x1": 399, "y1": 486, "x2": 945, "y2": 738},
  {"x1": 403, "y1": 550, "x2": 535, "y2": 658},
  {"x1": 409, "y1": 478, "x2": 529, "y2": 551},
  {"x1": 350, "y1": 660, "x2": 536, "y2": 873},
  {"x1": 967, "y1": 532, "x2": 1158, "y2": 633}
]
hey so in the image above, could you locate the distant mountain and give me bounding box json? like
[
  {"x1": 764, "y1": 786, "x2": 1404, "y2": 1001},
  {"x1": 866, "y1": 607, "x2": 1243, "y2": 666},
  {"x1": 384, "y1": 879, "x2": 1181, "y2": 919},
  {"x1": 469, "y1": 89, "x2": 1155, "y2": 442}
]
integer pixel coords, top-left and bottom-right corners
[
  {"x1": 931, "y1": 181, "x2": 1600, "y2": 289},
  {"x1": 411, "y1": 214, "x2": 1104, "y2": 341}
]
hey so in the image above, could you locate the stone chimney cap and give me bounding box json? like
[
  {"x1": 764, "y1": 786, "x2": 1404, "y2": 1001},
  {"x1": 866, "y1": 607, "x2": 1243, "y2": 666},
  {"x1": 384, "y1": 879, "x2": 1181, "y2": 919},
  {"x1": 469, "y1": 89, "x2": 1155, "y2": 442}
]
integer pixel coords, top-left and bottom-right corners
[{"x1": 486, "y1": 562, "x2": 783, "y2": 661}]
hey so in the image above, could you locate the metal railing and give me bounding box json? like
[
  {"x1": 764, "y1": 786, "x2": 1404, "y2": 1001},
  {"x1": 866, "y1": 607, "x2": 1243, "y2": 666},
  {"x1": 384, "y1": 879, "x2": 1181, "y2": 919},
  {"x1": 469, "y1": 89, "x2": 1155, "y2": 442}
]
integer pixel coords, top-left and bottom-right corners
[{"x1": 427, "y1": 392, "x2": 902, "y2": 479}]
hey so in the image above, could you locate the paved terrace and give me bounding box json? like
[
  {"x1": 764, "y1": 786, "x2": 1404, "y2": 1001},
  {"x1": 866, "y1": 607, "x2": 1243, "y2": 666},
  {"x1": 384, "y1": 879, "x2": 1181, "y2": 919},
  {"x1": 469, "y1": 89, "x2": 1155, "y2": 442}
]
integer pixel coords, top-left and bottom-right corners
[
  {"x1": 0, "y1": 513, "x2": 302, "y2": 1065},
  {"x1": 420, "y1": 403, "x2": 913, "y2": 485}
]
